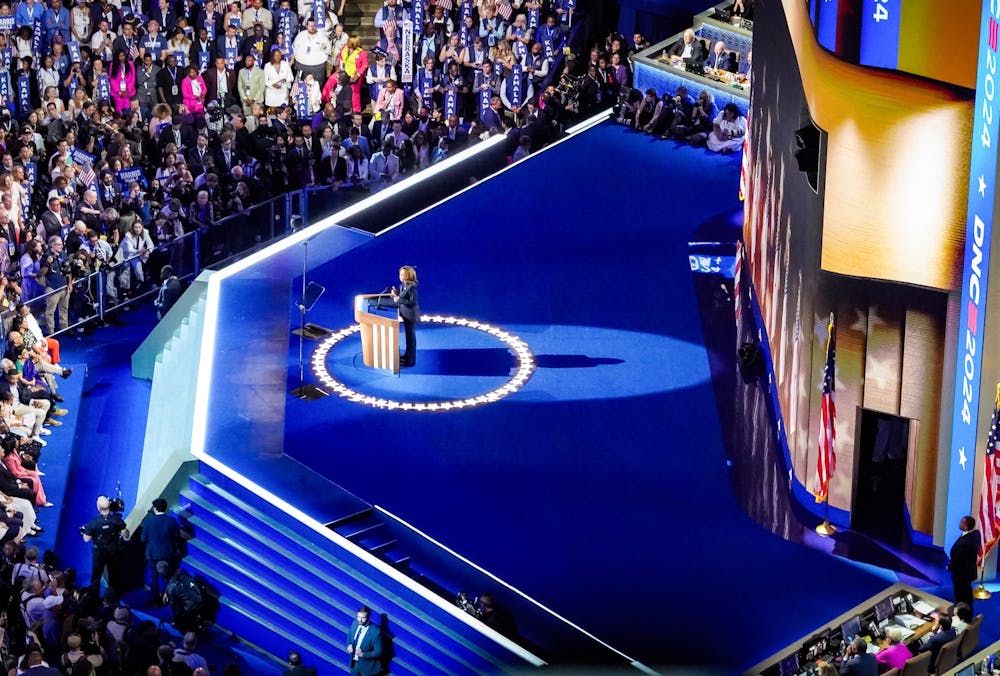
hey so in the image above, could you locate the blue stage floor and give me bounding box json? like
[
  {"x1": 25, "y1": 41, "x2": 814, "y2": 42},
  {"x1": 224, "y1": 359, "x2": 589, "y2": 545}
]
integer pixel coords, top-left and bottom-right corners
[{"x1": 253, "y1": 124, "x2": 895, "y2": 671}]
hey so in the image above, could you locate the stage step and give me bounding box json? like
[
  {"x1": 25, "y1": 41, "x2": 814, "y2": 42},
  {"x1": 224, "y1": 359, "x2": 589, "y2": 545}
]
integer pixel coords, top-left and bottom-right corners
[{"x1": 178, "y1": 467, "x2": 537, "y2": 674}]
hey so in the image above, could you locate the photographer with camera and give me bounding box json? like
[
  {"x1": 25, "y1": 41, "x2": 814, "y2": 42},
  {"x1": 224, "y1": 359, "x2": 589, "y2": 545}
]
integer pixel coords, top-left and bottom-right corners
[
  {"x1": 80, "y1": 494, "x2": 128, "y2": 594},
  {"x1": 41, "y1": 236, "x2": 71, "y2": 334}
]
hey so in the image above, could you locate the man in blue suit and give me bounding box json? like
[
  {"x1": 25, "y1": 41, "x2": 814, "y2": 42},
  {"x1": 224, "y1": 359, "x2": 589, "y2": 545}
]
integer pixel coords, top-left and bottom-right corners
[
  {"x1": 840, "y1": 637, "x2": 877, "y2": 676},
  {"x1": 347, "y1": 605, "x2": 385, "y2": 675},
  {"x1": 919, "y1": 614, "x2": 957, "y2": 667},
  {"x1": 140, "y1": 497, "x2": 181, "y2": 604}
]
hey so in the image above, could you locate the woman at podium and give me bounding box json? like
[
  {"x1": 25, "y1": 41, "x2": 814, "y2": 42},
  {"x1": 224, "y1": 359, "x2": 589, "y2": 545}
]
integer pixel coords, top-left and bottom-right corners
[{"x1": 394, "y1": 266, "x2": 420, "y2": 367}]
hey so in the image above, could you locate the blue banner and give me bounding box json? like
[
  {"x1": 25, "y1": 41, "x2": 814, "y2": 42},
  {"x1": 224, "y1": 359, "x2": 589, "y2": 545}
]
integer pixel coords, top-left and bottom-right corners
[
  {"x1": 156, "y1": 121, "x2": 172, "y2": 137},
  {"x1": 444, "y1": 88, "x2": 456, "y2": 118},
  {"x1": 205, "y1": 19, "x2": 215, "y2": 41},
  {"x1": 277, "y1": 9, "x2": 293, "y2": 39},
  {"x1": 31, "y1": 18, "x2": 42, "y2": 59},
  {"x1": 314, "y1": 0, "x2": 326, "y2": 28},
  {"x1": 68, "y1": 76, "x2": 78, "y2": 98},
  {"x1": 67, "y1": 40, "x2": 81, "y2": 63},
  {"x1": 69, "y1": 147, "x2": 96, "y2": 165},
  {"x1": 816, "y1": 0, "x2": 838, "y2": 51},
  {"x1": 0, "y1": 47, "x2": 11, "y2": 72},
  {"x1": 460, "y1": 0, "x2": 472, "y2": 22},
  {"x1": 23, "y1": 162, "x2": 35, "y2": 187},
  {"x1": 859, "y1": 0, "x2": 901, "y2": 69},
  {"x1": 0, "y1": 72, "x2": 9, "y2": 111},
  {"x1": 225, "y1": 45, "x2": 237, "y2": 70},
  {"x1": 508, "y1": 62, "x2": 522, "y2": 107},
  {"x1": 295, "y1": 83, "x2": 308, "y2": 118},
  {"x1": 0, "y1": 16, "x2": 14, "y2": 32},
  {"x1": 97, "y1": 73, "x2": 110, "y2": 100},
  {"x1": 478, "y1": 83, "x2": 490, "y2": 120},
  {"x1": 228, "y1": 16, "x2": 240, "y2": 27},
  {"x1": 16, "y1": 74, "x2": 29, "y2": 116},
  {"x1": 199, "y1": 51, "x2": 211, "y2": 72},
  {"x1": 175, "y1": 50, "x2": 187, "y2": 68},
  {"x1": 412, "y1": 0, "x2": 424, "y2": 27},
  {"x1": 528, "y1": 8, "x2": 539, "y2": 28},
  {"x1": 946, "y1": 0, "x2": 1000, "y2": 549},
  {"x1": 116, "y1": 166, "x2": 145, "y2": 188}
]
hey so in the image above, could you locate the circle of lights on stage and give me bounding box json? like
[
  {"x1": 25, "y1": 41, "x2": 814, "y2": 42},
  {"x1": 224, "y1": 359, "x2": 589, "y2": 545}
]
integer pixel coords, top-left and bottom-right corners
[{"x1": 310, "y1": 315, "x2": 535, "y2": 411}]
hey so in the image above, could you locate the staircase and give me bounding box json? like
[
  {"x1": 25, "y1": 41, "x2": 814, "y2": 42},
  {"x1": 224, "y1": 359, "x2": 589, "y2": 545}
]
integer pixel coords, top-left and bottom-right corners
[
  {"x1": 342, "y1": 0, "x2": 382, "y2": 48},
  {"x1": 177, "y1": 464, "x2": 542, "y2": 674}
]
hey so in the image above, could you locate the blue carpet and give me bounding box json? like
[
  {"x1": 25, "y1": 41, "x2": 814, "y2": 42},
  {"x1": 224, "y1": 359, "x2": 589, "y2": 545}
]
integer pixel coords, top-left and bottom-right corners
[{"x1": 264, "y1": 124, "x2": 894, "y2": 671}]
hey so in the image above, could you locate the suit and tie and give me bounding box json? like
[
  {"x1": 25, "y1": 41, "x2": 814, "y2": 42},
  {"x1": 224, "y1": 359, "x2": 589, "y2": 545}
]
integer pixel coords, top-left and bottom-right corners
[
  {"x1": 347, "y1": 619, "x2": 384, "y2": 676},
  {"x1": 949, "y1": 527, "x2": 981, "y2": 607}
]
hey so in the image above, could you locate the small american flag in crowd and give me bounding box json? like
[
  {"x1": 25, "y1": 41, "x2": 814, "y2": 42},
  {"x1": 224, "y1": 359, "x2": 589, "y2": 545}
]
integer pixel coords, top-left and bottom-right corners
[
  {"x1": 79, "y1": 164, "x2": 96, "y2": 187},
  {"x1": 129, "y1": 42, "x2": 139, "y2": 60},
  {"x1": 436, "y1": 0, "x2": 453, "y2": 11},
  {"x1": 497, "y1": 0, "x2": 512, "y2": 21}
]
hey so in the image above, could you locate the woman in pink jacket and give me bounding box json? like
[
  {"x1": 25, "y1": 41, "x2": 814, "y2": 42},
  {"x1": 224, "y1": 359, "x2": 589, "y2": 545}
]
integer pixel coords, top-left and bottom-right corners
[
  {"x1": 109, "y1": 48, "x2": 136, "y2": 114},
  {"x1": 181, "y1": 65, "x2": 208, "y2": 117}
]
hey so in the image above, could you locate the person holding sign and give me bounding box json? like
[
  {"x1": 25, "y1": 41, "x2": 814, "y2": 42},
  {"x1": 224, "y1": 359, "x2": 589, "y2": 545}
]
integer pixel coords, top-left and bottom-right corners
[{"x1": 291, "y1": 19, "x2": 330, "y2": 88}]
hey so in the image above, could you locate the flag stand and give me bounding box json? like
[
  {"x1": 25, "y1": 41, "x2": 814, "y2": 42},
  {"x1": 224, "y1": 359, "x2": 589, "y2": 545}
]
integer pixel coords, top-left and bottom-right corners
[
  {"x1": 973, "y1": 568, "x2": 992, "y2": 600},
  {"x1": 816, "y1": 497, "x2": 837, "y2": 537}
]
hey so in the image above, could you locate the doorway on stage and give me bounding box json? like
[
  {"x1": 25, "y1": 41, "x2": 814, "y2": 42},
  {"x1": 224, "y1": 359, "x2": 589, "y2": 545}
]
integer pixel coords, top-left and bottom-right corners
[{"x1": 851, "y1": 409, "x2": 914, "y2": 547}]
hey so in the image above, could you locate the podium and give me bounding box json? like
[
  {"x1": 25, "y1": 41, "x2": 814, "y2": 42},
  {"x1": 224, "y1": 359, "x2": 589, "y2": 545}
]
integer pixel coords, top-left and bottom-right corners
[{"x1": 355, "y1": 294, "x2": 401, "y2": 374}]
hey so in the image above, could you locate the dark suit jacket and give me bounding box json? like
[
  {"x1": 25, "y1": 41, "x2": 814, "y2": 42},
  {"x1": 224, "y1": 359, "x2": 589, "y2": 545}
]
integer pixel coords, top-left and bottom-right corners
[
  {"x1": 668, "y1": 38, "x2": 705, "y2": 65},
  {"x1": 919, "y1": 627, "x2": 957, "y2": 664},
  {"x1": 203, "y1": 66, "x2": 237, "y2": 104},
  {"x1": 950, "y1": 529, "x2": 982, "y2": 582},
  {"x1": 839, "y1": 652, "x2": 877, "y2": 676},
  {"x1": 140, "y1": 511, "x2": 181, "y2": 561},
  {"x1": 397, "y1": 283, "x2": 419, "y2": 323},
  {"x1": 347, "y1": 622, "x2": 384, "y2": 676}
]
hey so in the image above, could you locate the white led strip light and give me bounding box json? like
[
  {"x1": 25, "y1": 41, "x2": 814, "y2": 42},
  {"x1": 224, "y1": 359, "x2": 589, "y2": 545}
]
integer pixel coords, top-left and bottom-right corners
[{"x1": 311, "y1": 315, "x2": 535, "y2": 411}]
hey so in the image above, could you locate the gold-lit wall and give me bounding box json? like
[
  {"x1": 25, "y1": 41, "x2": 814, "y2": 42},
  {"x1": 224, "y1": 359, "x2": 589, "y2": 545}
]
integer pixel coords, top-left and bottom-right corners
[{"x1": 897, "y1": 2, "x2": 979, "y2": 90}]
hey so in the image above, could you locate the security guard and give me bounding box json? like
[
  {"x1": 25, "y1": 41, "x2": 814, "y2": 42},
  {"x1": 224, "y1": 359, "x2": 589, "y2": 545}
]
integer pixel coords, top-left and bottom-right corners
[{"x1": 81, "y1": 496, "x2": 129, "y2": 593}]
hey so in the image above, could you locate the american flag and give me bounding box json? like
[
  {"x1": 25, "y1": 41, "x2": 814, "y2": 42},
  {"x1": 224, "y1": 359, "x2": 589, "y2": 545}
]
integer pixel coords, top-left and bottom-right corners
[
  {"x1": 978, "y1": 385, "x2": 1000, "y2": 566},
  {"x1": 437, "y1": 0, "x2": 453, "y2": 10},
  {"x1": 814, "y1": 315, "x2": 837, "y2": 503},
  {"x1": 739, "y1": 107, "x2": 750, "y2": 200},
  {"x1": 129, "y1": 40, "x2": 139, "y2": 60},
  {"x1": 497, "y1": 0, "x2": 512, "y2": 21},
  {"x1": 79, "y1": 163, "x2": 96, "y2": 188}
]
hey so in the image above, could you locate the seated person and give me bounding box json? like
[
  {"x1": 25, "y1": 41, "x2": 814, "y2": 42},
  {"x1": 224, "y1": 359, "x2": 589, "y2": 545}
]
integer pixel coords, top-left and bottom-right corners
[
  {"x1": 739, "y1": 50, "x2": 753, "y2": 83},
  {"x1": 875, "y1": 627, "x2": 912, "y2": 672},
  {"x1": 840, "y1": 637, "x2": 877, "y2": 676},
  {"x1": 664, "y1": 85, "x2": 696, "y2": 137},
  {"x1": 667, "y1": 28, "x2": 705, "y2": 67},
  {"x1": 681, "y1": 90, "x2": 718, "y2": 143},
  {"x1": 633, "y1": 88, "x2": 660, "y2": 131},
  {"x1": 919, "y1": 614, "x2": 956, "y2": 665},
  {"x1": 707, "y1": 103, "x2": 747, "y2": 153},
  {"x1": 704, "y1": 40, "x2": 734, "y2": 73},
  {"x1": 951, "y1": 602, "x2": 973, "y2": 634}
]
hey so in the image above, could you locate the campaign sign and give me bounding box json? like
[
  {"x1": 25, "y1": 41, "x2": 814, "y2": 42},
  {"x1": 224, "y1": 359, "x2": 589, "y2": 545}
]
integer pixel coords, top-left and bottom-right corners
[
  {"x1": 461, "y1": 0, "x2": 472, "y2": 22},
  {"x1": 0, "y1": 16, "x2": 14, "y2": 32},
  {"x1": 69, "y1": 147, "x2": 96, "y2": 165},
  {"x1": 175, "y1": 50, "x2": 187, "y2": 68},
  {"x1": 16, "y1": 74, "x2": 29, "y2": 116},
  {"x1": 23, "y1": 162, "x2": 35, "y2": 187},
  {"x1": 444, "y1": 88, "x2": 456, "y2": 118},
  {"x1": 314, "y1": 0, "x2": 326, "y2": 28},
  {"x1": 412, "y1": 0, "x2": 424, "y2": 27},
  {"x1": 478, "y1": 85, "x2": 490, "y2": 119},
  {"x1": 508, "y1": 62, "x2": 522, "y2": 107},
  {"x1": 31, "y1": 18, "x2": 42, "y2": 57},
  {"x1": 225, "y1": 45, "x2": 237, "y2": 70},
  {"x1": 295, "y1": 84, "x2": 308, "y2": 118},
  {"x1": 528, "y1": 8, "x2": 539, "y2": 28},
  {"x1": 96, "y1": 73, "x2": 111, "y2": 101},
  {"x1": 156, "y1": 121, "x2": 172, "y2": 137},
  {"x1": 198, "y1": 51, "x2": 210, "y2": 72},
  {"x1": 116, "y1": 166, "x2": 145, "y2": 188},
  {"x1": 401, "y1": 20, "x2": 413, "y2": 83},
  {"x1": 67, "y1": 40, "x2": 81, "y2": 63}
]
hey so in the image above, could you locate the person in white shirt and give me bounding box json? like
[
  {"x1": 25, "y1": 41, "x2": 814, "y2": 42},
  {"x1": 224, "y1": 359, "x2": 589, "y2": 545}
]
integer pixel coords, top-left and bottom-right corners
[
  {"x1": 263, "y1": 49, "x2": 293, "y2": 108},
  {"x1": 291, "y1": 19, "x2": 331, "y2": 86},
  {"x1": 344, "y1": 145, "x2": 369, "y2": 188},
  {"x1": 368, "y1": 138, "x2": 399, "y2": 191}
]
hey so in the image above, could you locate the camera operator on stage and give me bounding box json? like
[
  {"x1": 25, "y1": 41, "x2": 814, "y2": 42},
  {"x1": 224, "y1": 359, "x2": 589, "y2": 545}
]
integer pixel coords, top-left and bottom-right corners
[{"x1": 81, "y1": 495, "x2": 129, "y2": 594}]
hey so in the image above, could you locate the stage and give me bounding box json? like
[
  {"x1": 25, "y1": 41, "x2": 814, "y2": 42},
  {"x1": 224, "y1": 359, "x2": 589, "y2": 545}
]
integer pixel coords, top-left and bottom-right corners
[{"x1": 195, "y1": 121, "x2": 894, "y2": 671}]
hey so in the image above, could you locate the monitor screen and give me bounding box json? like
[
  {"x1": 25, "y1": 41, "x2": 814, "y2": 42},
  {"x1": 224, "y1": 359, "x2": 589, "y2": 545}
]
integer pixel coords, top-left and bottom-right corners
[
  {"x1": 875, "y1": 597, "x2": 894, "y2": 622},
  {"x1": 956, "y1": 666, "x2": 975, "y2": 676},
  {"x1": 779, "y1": 653, "x2": 800, "y2": 676},
  {"x1": 841, "y1": 616, "x2": 862, "y2": 641}
]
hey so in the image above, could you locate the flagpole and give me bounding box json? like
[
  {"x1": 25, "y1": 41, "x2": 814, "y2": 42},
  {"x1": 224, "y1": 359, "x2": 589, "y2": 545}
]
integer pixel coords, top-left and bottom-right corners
[
  {"x1": 974, "y1": 566, "x2": 992, "y2": 600},
  {"x1": 816, "y1": 312, "x2": 837, "y2": 537}
]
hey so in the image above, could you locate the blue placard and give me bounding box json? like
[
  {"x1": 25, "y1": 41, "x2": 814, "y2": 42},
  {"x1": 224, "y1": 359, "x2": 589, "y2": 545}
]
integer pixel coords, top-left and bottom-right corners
[
  {"x1": 23, "y1": 162, "x2": 35, "y2": 186},
  {"x1": 528, "y1": 7, "x2": 538, "y2": 28},
  {"x1": 31, "y1": 18, "x2": 42, "y2": 57},
  {"x1": 0, "y1": 16, "x2": 14, "y2": 32},
  {"x1": 174, "y1": 50, "x2": 187, "y2": 68},
  {"x1": 508, "y1": 62, "x2": 522, "y2": 107},
  {"x1": 816, "y1": 0, "x2": 838, "y2": 51},
  {"x1": 444, "y1": 89, "x2": 456, "y2": 117},
  {"x1": 460, "y1": 0, "x2": 472, "y2": 22},
  {"x1": 225, "y1": 45, "x2": 237, "y2": 69},
  {"x1": 16, "y1": 74, "x2": 29, "y2": 116},
  {"x1": 946, "y1": 0, "x2": 1000, "y2": 549},
  {"x1": 97, "y1": 73, "x2": 110, "y2": 100},
  {"x1": 0, "y1": 72, "x2": 9, "y2": 109},
  {"x1": 295, "y1": 84, "x2": 308, "y2": 118},
  {"x1": 228, "y1": 16, "x2": 239, "y2": 27},
  {"x1": 412, "y1": 0, "x2": 424, "y2": 27},
  {"x1": 205, "y1": 19, "x2": 215, "y2": 41},
  {"x1": 198, "y1": 51, "x2": 210, "y2": 72},
  {"x1": 859, "y1": 0, "x2": 901, "y2": 69},
  {"x1": 0, "y1": 47, "x2": 11, "y2": 71},
  {"x1": 69, "y1": 147, "x2": 96, "y2": 165},
  {"x1": 67, "y1": 40, "x2": 81, "y2": 63},
  {"x1": 314, "y1": 0, "x2": 326, "y2": 28},
  {"x1": 116, "y1": 166, "x2": 145, "y2": 187},
  {"x1": 478, "y1": 84, "x2": 490, "y2": 119}
]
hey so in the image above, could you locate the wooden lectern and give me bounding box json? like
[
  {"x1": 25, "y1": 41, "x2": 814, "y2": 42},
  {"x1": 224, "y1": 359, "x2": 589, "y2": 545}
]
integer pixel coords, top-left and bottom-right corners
[{"x1": 355, "y1": 294, "x2": 400, "y2": 374}]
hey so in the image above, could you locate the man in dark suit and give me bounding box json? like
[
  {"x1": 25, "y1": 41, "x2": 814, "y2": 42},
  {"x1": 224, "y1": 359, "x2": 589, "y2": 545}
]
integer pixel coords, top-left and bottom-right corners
[
  {"x1": 949, "y1": 515, "x2": 981, "y2": 608},
  {"x1": 919, "y1": 614, "x2": 957, "y2": 667},
  {"x1": 443, "y1": 114, "x2": 468, "y2": 149},
  {"x1": 839, "y1": 637, "x2": 877, "y2": 676},
  {"x1": 667, "y1": 28, "x2": 705, "y2": 67},
  {"x1": 203, "y1": 56, "x2": 238, "y2": 105},
  {"x1": 139, "y1": 497, "x2": 181, "y2": 603},
  {"x1": 346, "y1": 605, "x2": 385, "y2": 675}
]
